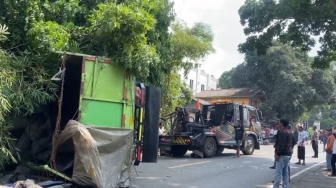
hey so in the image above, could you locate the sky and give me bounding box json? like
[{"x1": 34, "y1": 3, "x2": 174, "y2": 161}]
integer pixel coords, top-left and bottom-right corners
[
  {"x1": 172, "y1": 0, "x2": 320, "y2": 79},
  {"x1": 172, "y1": 0, "x2": 247, "y2": 78}
]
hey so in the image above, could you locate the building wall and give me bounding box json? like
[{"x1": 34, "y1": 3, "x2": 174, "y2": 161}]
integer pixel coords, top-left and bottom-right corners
[
  {"x1": 179, "y1": 68, "x2": 218, "y2": 95},
  {"x1": 208, "y1": 75, "x2": 217, "y2": 90}
]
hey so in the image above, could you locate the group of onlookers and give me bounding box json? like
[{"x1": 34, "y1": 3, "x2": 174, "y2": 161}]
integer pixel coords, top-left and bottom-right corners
[
  {"x1": 270, "y1": 120, "x2": 322, "y2": 188},
  {"x1": 294, "y1": 125, "x2": 320, "y2": 166},
  {"x1": 323, "y1": 128, "x2": 336, "y2": 176}
]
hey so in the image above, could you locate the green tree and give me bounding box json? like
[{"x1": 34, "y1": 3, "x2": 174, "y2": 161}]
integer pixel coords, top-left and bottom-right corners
[
  {"x1": 0, "y1": 0, "x2": 176, "y2": 80},
  {"x1": 161, "y1": 21, "x2": 215, "y2": 114},
  {"x1": 308, "y1": 105, "x2": 336, "y2": 129},
  {"x1": 170, "y1": 21, "x2": 215, "y2": 75},
  {"x1": 0, "y1": 24, "x2": 57, "y2": 170},
  {"x1": 218, "y1": 68, "x2": 235, "y2": 89},
  {"x1": 0, "y1": 0, "x2": 215, "y2": 167},
  {"x1": 239, "y1": 0, "x2": 336, "y2": 68},
  {"x1": 0, "y1": 0, "x2": 175, "y2": 168},
  {"x1": 0, "y1": 24, "x2": 16, "y2": 170},
  {"x1": 229, "y1": 44, "x2": 336, "y2": 121},
  {"x1": 230, "y1": 63, "x2": 254, "y2": 88}
]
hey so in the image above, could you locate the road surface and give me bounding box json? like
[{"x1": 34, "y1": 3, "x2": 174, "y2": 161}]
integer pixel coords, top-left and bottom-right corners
[{"x1": 130, "y1": 144, "x2": 325, "y2": 188}]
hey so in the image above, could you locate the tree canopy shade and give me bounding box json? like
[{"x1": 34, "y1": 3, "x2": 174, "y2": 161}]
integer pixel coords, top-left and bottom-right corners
[
  {"x1": 238, "y1": 0, "x2": 336, "y2": 68},
  {"x1": 219, "y1": 44, "x2": 336, "y2": 121}
]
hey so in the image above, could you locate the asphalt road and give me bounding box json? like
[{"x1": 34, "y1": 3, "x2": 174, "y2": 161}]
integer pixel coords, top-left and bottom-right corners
[{"x1": 130, "y1": 143, "x2": 326, "y2": 188}]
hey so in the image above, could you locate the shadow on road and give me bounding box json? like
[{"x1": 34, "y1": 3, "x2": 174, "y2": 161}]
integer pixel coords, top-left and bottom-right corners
[{"x1": 158, "y1": 151, "x2": 239, "y2": 160}]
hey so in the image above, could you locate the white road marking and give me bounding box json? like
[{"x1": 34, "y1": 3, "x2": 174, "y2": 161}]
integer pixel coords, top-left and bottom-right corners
[
  {"x1": 289, "y1": 166, "x2": 299, "y2": 169},
  {"x1": 290, "y1": 160, "x2": 325, "y2": 178},
  {"x1": 167, "y1": 161, "x2": 211, "y2": 169},
  {"x1": 267, "y1": 160, "x2": 326, "y2": 188}
]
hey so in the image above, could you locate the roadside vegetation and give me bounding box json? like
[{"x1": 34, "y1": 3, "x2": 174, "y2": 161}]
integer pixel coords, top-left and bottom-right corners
[
  {"x1": 219, "y1": 0, "x2": 336, "y2": 127},
  {"x1": 0, "y1": 0, "x2": 215, "y2": 171}
]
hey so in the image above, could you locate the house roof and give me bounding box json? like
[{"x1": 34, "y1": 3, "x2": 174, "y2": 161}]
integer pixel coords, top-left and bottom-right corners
[{"x1": 194, "y1": 88, "x2": 264, "y2": 99}]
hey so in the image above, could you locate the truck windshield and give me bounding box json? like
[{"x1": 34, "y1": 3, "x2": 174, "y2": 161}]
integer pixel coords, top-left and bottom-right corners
[{"x1": 211, "y1": 104, "x2": 234, "y2": 125}]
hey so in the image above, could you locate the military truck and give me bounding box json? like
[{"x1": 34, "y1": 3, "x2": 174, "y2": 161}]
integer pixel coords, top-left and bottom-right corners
[{"x1": 159, "y1": 101, "x2": 263, "y2": 158}]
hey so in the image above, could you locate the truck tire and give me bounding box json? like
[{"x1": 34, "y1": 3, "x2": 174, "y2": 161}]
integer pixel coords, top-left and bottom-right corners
[
  {"x1": 171, "y1": 146, "x2": 188, "y2": 157},
  {"x1": 216, "y1": 146, "x2": 225, "y2": 155},
  {"x1": 203, "y1": 137, "x2": 217, "y2": 158},
  {"x1": 242, "y1": 136, "x2": 255, "y2": 155}
]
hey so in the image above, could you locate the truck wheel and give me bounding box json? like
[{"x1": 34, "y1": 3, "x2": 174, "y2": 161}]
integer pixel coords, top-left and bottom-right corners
[
  {"x1": 171, "y1": 146, "x2": 188, "y2": 157},
  {"x1": 203, "y1": 137, "x2": 217, "y2": 158},
  {"x1": 216, "y1": 146, "x2": 225, "y2": 155},
  {"x1": 242, "y1": 136, "x2": 255, "y2": 155}
]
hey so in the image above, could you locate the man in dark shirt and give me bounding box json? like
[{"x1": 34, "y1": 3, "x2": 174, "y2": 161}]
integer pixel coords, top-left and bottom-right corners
[
  {"x1": 232, "y1": 120, "x2": 244, "y2": 158},
  {"x1": 273, "y1": 119, "x2": 293, "y2": 188}
]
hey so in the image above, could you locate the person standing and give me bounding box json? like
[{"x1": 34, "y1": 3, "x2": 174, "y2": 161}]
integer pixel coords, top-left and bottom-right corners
[
  {"x1": 270, "y1": 127, "x2": 275, "y2": 137},
  {"x1": 325, "y1": 129, "x2": 334, "y2": 172},
  {"x1": 293, "y1": 126, "x2": 299, "y2": 144},
  {"x1": 273, "y1": 119, "x2": 293, "y2": 188},
  {"x1": 323, "y1": 129, "x2": 328, "y2": 150},
  {"x1": 159, "y1": 122, "x2": 164, "y2": 136},
  {"x1": 311, "y1": 126, "x2": 319, "y2": 158},
  {"x1": 330, "y1": 130, "x2": 336, "y2": 176},
  {"x1": 232, "y1": 120, "x2": 244, "y2": 158},
  {"x1": 273, "y1": 128, "x2": 278, "y2": 137},
  {"x1": 295, "y1": 126, "x2": 307, "y2": 166},
  {"x1": 249, "y1": 115, "x2": 256, "y2": 130},
  {"x1": 270, "y1": 124, "x2": 279, "y2": 169},
  {"x1": 287, "y1": 125, "x2": 296, "y2": 182},
  {"x1": 158, "y1": 122, "x2": 165, "y2": 154}
]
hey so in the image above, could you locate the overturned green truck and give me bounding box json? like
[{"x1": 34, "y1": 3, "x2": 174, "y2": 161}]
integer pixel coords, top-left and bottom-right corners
[{"x1": 49, "y1": 52, "x2": 161, "y2": 187}]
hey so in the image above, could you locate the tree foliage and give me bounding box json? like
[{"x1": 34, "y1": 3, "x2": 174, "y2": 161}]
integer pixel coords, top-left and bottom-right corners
[
  {"x1": 0, "y1": 0, "x2": 215, "y2": 167},
  {"x1": 0, "y1": 24, "x2": 57, "y2": 169},
  {"x1": 161, "y1": 21, "x2": 215, "y2": 114},
  {"x1": 170, "y1": 21, "x2": 215, "y2": 75},
  {"x1": 0, "y1": 25, "x2": 15, "y2": 170},
  {"x1": 0, "y1": 0, "x2": 214, "y2": 112},
  {"x1": 220, "y1": 44, "x2": 336, "y2": 121},
  {"x1": 218, "y1": 68, "x2": 235, "y2": 89},
  {"x1": 307, "y1": 105, "x2": 336, "y2": 129},
  {"x1": 239, "y1": 0, "x2": 336, "y2": 68}
]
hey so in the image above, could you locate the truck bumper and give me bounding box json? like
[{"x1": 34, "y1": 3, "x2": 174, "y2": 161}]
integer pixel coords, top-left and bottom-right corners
[{"x1": 159, "y1": 135, "x2": 191, "y2": 146}]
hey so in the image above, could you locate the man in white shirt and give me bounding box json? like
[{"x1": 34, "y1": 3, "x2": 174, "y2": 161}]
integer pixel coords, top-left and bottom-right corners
[
  {"x1": 270, "y1": 126, "x2": 279, "y2": 169},
  {"x1": 295, "y1": 126, "x2": 307, "y2": 166},
  {"x1": 270, "y1": 128, "x2": 275, "y2": 136},
  {"x1": 159, "y1": 122, "x2": 164, "y2": 135},
  {"x1": 273, "y1": 129, "x2": 278, "y2": 135}
]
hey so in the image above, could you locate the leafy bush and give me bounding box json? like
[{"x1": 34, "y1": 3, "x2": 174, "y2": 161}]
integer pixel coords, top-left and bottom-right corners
[{"x1": 0, "y1": 24, "x2": 57, "y2": 170}]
